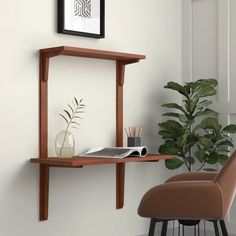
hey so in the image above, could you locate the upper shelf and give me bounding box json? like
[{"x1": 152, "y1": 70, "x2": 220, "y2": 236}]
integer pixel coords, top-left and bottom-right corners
[
  {"x1": 41, "y1": 46, "x2": 146, "y2": 62},
  {"x1": 31, "y1": 154, "x2": 173, "y2": 168},
  {"x1": 40, "y1": 46, "x2": 146, "y2": 83}
]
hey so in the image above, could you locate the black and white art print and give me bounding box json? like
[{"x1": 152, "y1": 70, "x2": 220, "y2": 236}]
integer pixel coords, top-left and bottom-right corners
[{"x1": 58, "y1": 0, "x2": 105, "y2": 38}]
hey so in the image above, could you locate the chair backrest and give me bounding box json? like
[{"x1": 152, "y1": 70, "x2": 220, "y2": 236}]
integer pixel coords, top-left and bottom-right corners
[{"x1": 214, "y1": 150, "x2": 236, "y2": 217}]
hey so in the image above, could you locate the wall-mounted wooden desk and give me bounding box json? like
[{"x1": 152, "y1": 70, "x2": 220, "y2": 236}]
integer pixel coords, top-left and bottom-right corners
[{"x1": 31, "y1": 46, "x2": 173, "y2": 221}]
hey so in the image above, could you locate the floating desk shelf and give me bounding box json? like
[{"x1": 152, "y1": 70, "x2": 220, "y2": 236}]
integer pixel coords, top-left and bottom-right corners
[
  {"x1": 31, "y1": 46, "x2": 173, "y2": 221},
  {"x1": 31, "y1": 154, "x2": 173, "y2": 167}
]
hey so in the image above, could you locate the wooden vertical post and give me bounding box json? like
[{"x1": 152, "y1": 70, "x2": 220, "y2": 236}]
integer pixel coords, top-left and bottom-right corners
[
  {"x1": 116, "y1": 61, "x2": 125, "y2": 209},
  {"x1": 39, "y1": 52, "x2": 50, "y2": 221},
  {"x1": 39, "y1": 165, "x2": 49, "y2": 220}
]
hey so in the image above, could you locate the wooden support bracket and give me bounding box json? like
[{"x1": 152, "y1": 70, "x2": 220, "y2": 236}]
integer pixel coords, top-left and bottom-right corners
[{"x1": 40, "y1": 53, "x2": 49, "y2": 82}]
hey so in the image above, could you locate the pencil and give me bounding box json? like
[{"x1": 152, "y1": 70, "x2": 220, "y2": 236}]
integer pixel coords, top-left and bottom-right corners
[
  {"x1": 129, "y1": 127, "x2": 132, "y2": 137},
  {"x1": 134, "y1": 126, "x2": 137, "y2": 137},
  {"x1": 138, "y1": 126, "x2": 142, "y2": 137},
  {"x1": 124, "y1": 128, "x2": 129, "y2": 137}
]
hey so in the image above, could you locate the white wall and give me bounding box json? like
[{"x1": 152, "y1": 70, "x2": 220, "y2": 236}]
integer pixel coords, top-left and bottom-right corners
[{"x1": 0, "y1": 0, "x2": 182, "y2": 236}]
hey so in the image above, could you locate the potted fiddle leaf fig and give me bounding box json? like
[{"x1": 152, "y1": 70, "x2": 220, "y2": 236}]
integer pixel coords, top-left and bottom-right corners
[{"x1": 158, "y1": 79, "x2": 236, "y2": 172}]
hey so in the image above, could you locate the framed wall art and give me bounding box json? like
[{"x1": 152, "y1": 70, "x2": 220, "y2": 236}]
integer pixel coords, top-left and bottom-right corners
[{"x1": 58, "y1": 0, "x2": 105, "y2": 38}]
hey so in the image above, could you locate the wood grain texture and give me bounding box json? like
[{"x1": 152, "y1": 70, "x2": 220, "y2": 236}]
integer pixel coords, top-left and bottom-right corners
[
  {"x1": 39, "y1": 165, "x2": 49, "y2": 221},
  {"x1": 39, "y1": 52, "x2": 50, "y2": 221},
  {"x1": 39, "y1": 54, "x2": 48, "y2": 157},
  {"x1": 31, "y1": 154, "x2": 174, "y2": 167},
  {"x1": 116, "y1": 61, "x2": 124, "y2": 147},
  {"x1": 40, "y1": 46, "x2": 145, "y2": 66},
  {"x1": 116, "y1": 61, "x2": 125, "y2": 209},
  {"x1": 116, "y1": 163, "x2": 125, "y2": 209}
]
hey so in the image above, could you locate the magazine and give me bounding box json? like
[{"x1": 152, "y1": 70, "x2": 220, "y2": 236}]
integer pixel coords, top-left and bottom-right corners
[{"x1": 80, "y1": 146, "x2": 148, "y2": 158}]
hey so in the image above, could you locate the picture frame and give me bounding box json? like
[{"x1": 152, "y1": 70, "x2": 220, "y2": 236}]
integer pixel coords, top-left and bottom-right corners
[{"x1": 58, "y1": 0, "x2": 105, "y2": 38}]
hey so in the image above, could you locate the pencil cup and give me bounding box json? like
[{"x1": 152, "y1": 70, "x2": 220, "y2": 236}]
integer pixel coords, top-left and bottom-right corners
[{"x1": 128, "y1": 137, "x2": 141, "y2": 147}]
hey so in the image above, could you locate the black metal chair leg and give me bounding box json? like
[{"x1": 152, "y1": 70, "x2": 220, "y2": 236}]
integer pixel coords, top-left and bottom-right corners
[
  {"x1": 172, "y1": 220, "x2": 175, "y2": 236},
  {"x1": 161, "y1": 220, "x2": 168, "y2": 236},
  {"x1": 148, "y1": 218, "x2": 156, "y2": 236},
  {"x1": 213, "y1": 221, "x2": 220, "y2": 236},
  {"x1": 204, "y1": 220, "x2": 206, "y2": 236},
  {"x1": 220, "y1": 220, "x2": 229, "y2": 236}
]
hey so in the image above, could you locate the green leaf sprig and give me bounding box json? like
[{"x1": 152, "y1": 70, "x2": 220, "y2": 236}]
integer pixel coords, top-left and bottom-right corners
[
  {"x1": 58, "y1": 97, "x2": 85, "y2": 157},
  {"x1": 60, "y1": 97, "x2": 85, "y2": 130}
]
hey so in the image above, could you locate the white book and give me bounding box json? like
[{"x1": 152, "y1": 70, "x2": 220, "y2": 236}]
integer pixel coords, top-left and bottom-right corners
[{"x1": 80, "y1": 146, "x2": 148, "y2": 158}]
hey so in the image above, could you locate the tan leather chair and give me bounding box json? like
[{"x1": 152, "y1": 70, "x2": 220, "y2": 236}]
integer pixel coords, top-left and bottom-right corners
[{"x1": 138, "y1": 151, "x2": 236, "y2": 236}]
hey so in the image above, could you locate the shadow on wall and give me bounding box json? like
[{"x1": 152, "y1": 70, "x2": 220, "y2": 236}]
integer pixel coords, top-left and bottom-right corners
[
  {"x1": 143, "y1": 88, "x2": 164, "y2": 153},
  {"x1": 0, "y1": 161, "x2": 38, "y2": 233}
]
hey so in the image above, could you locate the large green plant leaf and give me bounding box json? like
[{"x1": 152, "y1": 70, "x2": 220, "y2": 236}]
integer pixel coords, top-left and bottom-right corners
[
  {"x1": 164, "y1": 82, "x2": 189, "y2": 98},
  {"x1": 206, "y1": 152, "x2": 218, "y2": 164},
  {"x1": 200, "y1": 137, "x2": 213, "y2": 149},
  {"x1": 183, "y1": 135, "x2": 199, "y2": 153},
  {"x1": 196, "y1": 100, "x2": 213, "y2": 111},
  {"x1": 185, "y1": 79, "x2": 217, "y2": 97},
  {"x1": 165, "y1": 158, "x2": 184, "y2": 170},
  {"x1": 195, "y1": 117, "x2": 221, "y2": 132},
  {"x1": 184, "y1": 98, "x2": 199, "y2": 113},
  {"x1": 159, "y1": 120, "x2": 184, "y2": 136},
  {"x1": 189, "y1": 80, "x2": 206, "y2": 91},
  {"x1": 186, "y1": 82, "x2": 200, "y2": 93},
  {"x1": 222, "y1": 124, "x2": 236, "y2": 133},
  {"x1": 218, "y1": 154, "x2": 229, "y2": 165},
  {"x1": 162, "y1": 112, "x2": 187, "y2": 122},
  {"x1": 216, "y1": 140, "x2": 234, "y2": 148},
  {"x1": 184, "y1": 84, "x2": 191, "y2": 94},
  {"x1": 195, "y1": 147, "x2": 205, "y2": 163},
  {"x1": 194, "y1": 109, "x2": 218, "y2": 118},
  {"x1": 159, "y1": 130, "x2": 179, "y2": 139},
  {"x1": 216, "y1": 147, "x2": 230, "y2": 154},
  {"x1": 162, "y1": 103, "x2": 186, "y2": 114},
  {"x1": 176, "y1": 133, "x2": 188, "y2": 147},
  {"x1": 162, "y1": 112, "x2": 180, "y2": 118},
  {"x1": 201, "y1": 78, "x2": 218, "y2": 87},
  {"x1": 194, "y1": 84, "x2": 217, "y2": 98},
  {"x1": 191, "y1": 79, "x2": 217, "y2": 98},
  {"x1": 159, "y1": 143, "x2": 180, "y2": 155}
]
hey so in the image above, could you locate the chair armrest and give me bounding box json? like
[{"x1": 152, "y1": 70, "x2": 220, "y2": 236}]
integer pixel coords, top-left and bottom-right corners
[
  {"x1": 138, "y1": 181, "x2": 223, "y2": 219},
  {"x1": 165, "y1": 172, "x2": 218, "y2": 183}
]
